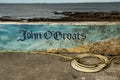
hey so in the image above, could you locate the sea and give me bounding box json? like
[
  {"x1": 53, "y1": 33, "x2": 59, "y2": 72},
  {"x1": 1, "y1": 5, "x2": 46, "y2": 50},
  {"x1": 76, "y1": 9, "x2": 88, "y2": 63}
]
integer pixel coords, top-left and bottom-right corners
[{"x1": 0, "y1": 3, "x2": 120, "y2": 18}]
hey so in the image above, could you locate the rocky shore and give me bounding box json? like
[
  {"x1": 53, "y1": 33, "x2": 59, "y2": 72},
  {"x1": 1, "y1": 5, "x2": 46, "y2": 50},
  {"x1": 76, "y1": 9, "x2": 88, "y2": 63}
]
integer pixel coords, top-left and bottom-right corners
[
  {"x1": 47, "y1": 38, "x2": 120, "y2": 56},
  {"x1": 0, "y1": 12, "x2": 120, "y2": 22}
]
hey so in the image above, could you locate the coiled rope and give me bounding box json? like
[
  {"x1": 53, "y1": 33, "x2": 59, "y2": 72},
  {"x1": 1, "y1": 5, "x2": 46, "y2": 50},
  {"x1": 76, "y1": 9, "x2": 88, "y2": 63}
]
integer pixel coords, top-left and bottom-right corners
[{"x1": 41, "y1": 52, "x2": 119, "y2": 72}]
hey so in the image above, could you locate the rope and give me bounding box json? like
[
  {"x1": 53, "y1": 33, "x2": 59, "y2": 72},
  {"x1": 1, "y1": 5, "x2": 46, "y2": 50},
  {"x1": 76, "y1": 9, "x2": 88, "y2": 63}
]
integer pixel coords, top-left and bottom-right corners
[{"x1": 0, "y1": 50, "x2": 120, "y2": 73}]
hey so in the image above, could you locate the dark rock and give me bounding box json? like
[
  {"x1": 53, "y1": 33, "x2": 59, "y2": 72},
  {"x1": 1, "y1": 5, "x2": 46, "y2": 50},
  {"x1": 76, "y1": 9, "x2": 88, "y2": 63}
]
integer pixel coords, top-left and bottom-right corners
[
  {"x1": 0, "y1": 12, "x2": 120, "y2": 22},
  {"x1": 0, "y1": 16, "x2": 22, "y2": 22}
]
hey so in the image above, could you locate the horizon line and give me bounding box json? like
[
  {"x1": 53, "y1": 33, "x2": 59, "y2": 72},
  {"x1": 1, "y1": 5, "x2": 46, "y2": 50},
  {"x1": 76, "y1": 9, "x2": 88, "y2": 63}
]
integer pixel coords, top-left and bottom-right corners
[{"x1": 0, "y1": 2, "x2": 120, "y2": 4}]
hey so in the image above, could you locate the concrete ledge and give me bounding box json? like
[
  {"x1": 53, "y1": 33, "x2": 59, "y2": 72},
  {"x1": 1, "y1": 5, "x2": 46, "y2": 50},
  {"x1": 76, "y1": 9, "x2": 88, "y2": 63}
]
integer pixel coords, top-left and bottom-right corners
[{"x1": 0, "y1": 21, "x2": 120, "y2": 25}]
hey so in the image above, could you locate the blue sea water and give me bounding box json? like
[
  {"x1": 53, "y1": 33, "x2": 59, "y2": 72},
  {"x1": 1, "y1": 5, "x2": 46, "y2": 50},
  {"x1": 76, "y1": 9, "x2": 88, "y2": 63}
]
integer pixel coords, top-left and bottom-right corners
[{"x1": 0, "y1": 24, "x2": 120, "y2": 52}]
